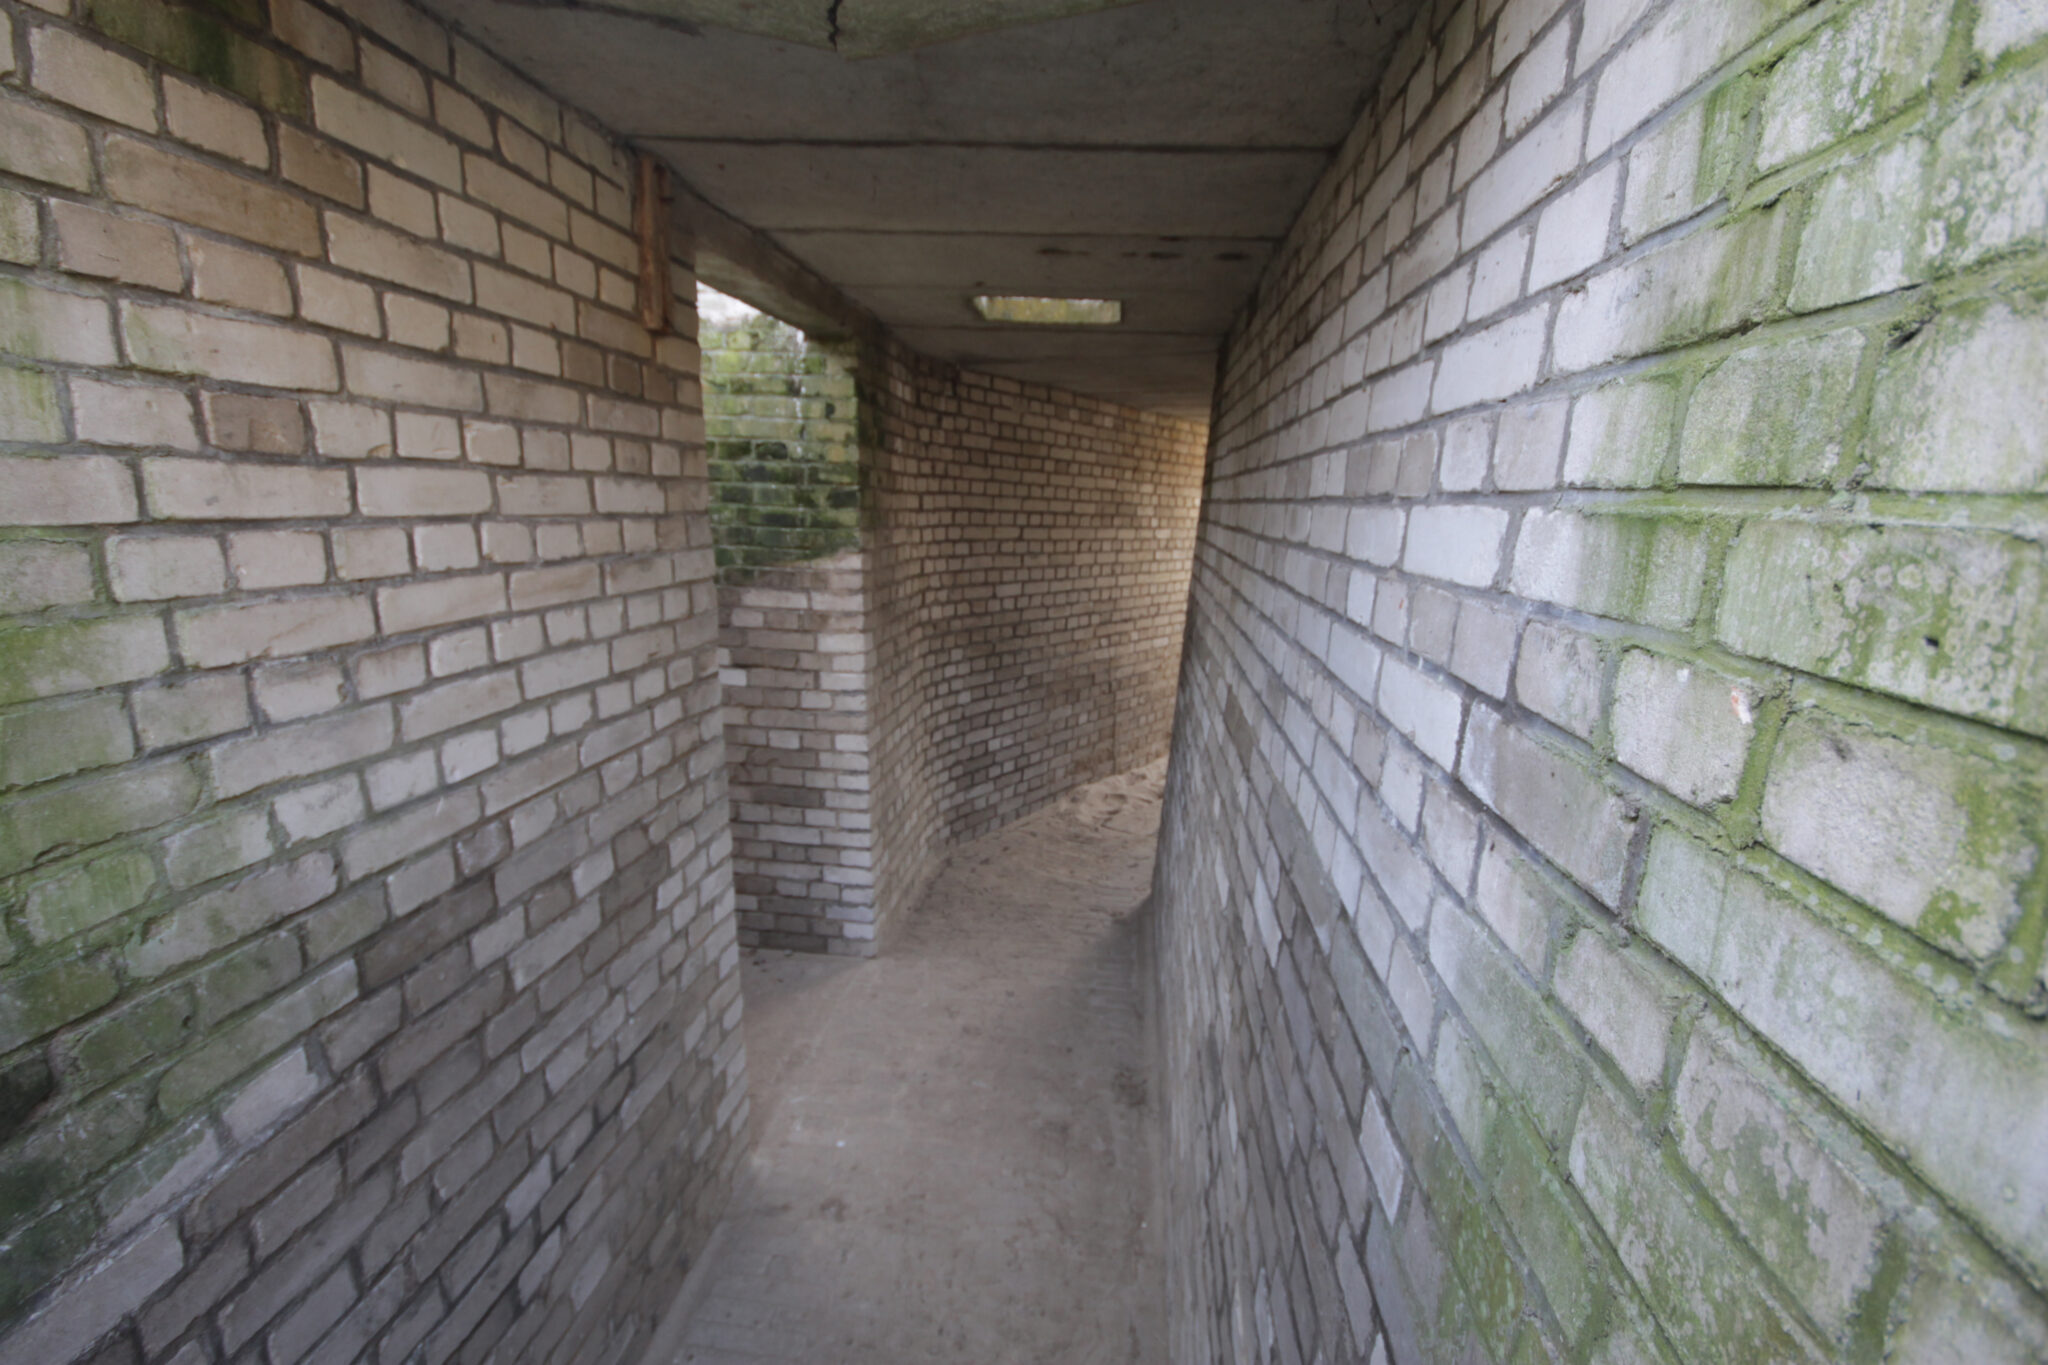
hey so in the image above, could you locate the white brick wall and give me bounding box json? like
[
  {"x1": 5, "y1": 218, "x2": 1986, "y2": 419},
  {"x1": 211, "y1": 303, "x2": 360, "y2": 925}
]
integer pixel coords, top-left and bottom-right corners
[
  {"x1": 0, "y1": 0, "x2": 745, "y2": 1361},
  {"x1": 1153, "y1": 0, "x2": 2048, "y2": 1362}
]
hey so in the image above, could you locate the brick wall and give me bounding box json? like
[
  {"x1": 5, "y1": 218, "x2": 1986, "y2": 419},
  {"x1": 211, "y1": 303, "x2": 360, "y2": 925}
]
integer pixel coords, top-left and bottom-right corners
[
  {"x1": 0, "y1": 0, "x2": 747, "y2": 1360},
  {"x1": 866, "y1": 342, "x2": 1208, "y2": 907},
  {"x1": 718, "y1": 551, "x2": 878, "y2": 954},
  {"x1": 1152, "y1": 0, "x2": 2048, "y2": 1361},
  {"x1": 701, "y1": 299, "x2": 859, "y2": 580},
  {"x1": 700, "y1": 299, "x2": 877, "y2": 953}
]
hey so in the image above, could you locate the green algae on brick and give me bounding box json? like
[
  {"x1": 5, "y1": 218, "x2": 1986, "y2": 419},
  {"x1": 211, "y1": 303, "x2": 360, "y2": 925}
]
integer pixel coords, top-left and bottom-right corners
[
  {"x1": 1925, "y1": 75, "x2": 2048, "y2": 274},
  {"x1": 0, "y1": 760, "x2": 200, "y2": 878},
  {"x1": 0, "y1": 693, "x2": 134, "y2": 792},
  {"x1": 1568, "y1": 1083, "x2": 1829, "y2": 1362},
  {"x1": 155, "y1": 960, "x2": 354, "y2": 1116},
  {"x1": 1637, "y1": 830, "x2": 2048, "y2": 1285},
  {"x1": 1864, "y1": 293, "x2": 2048, "y2": 493},
  {"x1": 1670, "y1": 1021, "x2": 1887, "y2": 1339},
  {"x1": 0, "y1": 957, "x2": 119, "y2": 1055},
  {"x1": 62, "y1": 988, "x2": 198, "y2": 1096},
  {"x1": 0, "y1": 615, "x2": 171, "y2": 709},
  {"x1": 1679, "y1": 327, "x2": 1867, "y2": 486},
  {"x1": 1760, "y1": 706, "x2": 2042, "y2": 962},
  {"x1": 22, "y1": 850, "x2": 158, "y2": 946},
  {"x1": 0, "y1": 1057, "x2": 55, "y2": 1146},
  {"x1": 81, "y1": 0, "x2": 305, "y2": 115},
  {"x1": 1716, "y1": 518, "x2": 2048, "y2": 739},
  {"x1": 0, "y1": 1200, "x2": 99, "y2": 1323},
  {"x1": 0, "y1": 366, "x2": 63, "y2": 443},
  {"x1": 1562, "y1": 372, "x2": 1682, "y2": 488},
  {"x1": 1509, "y1": 508, "x2": 1713, "y2": 632},
  {"x1": 193, "y1": 931, "x2": 305, "y2": 1029},
  {"x1": 1756, "y1": 0, "x2": 1948, "y2": 171}
]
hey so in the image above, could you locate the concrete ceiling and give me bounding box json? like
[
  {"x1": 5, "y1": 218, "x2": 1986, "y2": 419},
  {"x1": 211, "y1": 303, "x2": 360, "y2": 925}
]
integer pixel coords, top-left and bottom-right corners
[{"x1": 422, "y1": 0, "x2": 1422, "y2": 417}]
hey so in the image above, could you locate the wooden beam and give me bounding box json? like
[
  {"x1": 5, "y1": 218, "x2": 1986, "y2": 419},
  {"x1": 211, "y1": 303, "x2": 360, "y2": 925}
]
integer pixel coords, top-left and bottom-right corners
[{"x1": 636, "y1": 153, "x2": 672, "y2": 336}]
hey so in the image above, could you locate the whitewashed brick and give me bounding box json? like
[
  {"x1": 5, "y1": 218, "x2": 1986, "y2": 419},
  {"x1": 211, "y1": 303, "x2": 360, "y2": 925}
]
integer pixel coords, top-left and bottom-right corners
[
  {"x1": 298, "y1": 264, "x2": 384, "y2": 335},
  {"x1": 1402, "y1": 505, "x2": 1509, "y2": 588},
  {"x1": 1528, "y1": 164, "x2": 1618, "y2": 291},
  {"x1": 0, "y1": 454, "x2": 139, "y2": 525},
  {"x1": 341, "y1": 344, "x2": 483, "y2": 410},
  {"x1": 1461, "y1": 92, "x2": 1586, "y2": 251},
  {"x1": 164, "y1": 76, "x2": 269, "y2": 168},
  {"x1": 72, "y1": 379, "x2": 199, "y2": 450},
  {"x1": 176, "y1": 594, "x2": 378, "y2": 668},
  {"x1": 1431, "y1": 307, "x2": 1548, "y2": 412},
  {"x1": 1, "y1": 278, "x2": 117, "y2": 365},
  {"x1": 144, "y1": 458, "x2": 350, "y2": 520},
  {"x1": 230, "y1": 530, "x2": 329, "y2": 589},
  {"x1": 356, "y1": 465, "x2": 491, "y2": 516},
  {"x1": 1555, "y1": 929, "x2": 1671, "y2": 1090},
  {"x1": 30, "y1": 27, "x2": 155, "y2": 130},
  {"x1": 376, "y1": 572, "x2": 508, "y2": 633},
  {"x1": 327, "y1": 211, "x2": 472, "y2": 301},
  {"x1": 51, "y1": 201, "x2": 183, "y2": 292},
  {"x1": 311, "y1": 76, "x2": 462, "y2": 189},
  {"x1": 333, "y1": 526, "x2": 412, "y2": 580},
  {"x1": 110, "y1": 535, "x2": 227, "y2": 602},
  {"x1": 123, "y1": 305, "x2": 340, "y2": 392},
  {"x1": 186, "y1": 240, "x2": 289, "y2": 319}
]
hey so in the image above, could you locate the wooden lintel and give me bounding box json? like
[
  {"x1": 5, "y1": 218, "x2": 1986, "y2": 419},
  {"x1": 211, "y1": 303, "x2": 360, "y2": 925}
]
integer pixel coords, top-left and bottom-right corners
[{"x1": 636, "y1": 153, "x2": 672, "y2": 336}]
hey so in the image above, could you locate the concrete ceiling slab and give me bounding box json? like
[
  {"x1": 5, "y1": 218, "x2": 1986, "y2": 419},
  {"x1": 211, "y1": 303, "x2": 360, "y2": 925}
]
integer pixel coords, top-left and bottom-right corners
[
  {"x1": 768, "y1": 232, "x2": 1272, "y2": 293},
  {"x1": 645, "y1": 143, "x2": 1331, "y2": 237},
  {"x1": 503, "y1": 0, "x2": 1149, "y2": 57},
  {"x1": 427, "y1": 0, "x2": 1424, "y2": 413}
]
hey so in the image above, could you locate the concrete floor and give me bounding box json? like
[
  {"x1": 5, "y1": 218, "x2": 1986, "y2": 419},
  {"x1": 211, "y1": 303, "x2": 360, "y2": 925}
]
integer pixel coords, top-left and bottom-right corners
[{"x1": 645, "y1": 762, "x2": 1171, "y2": 1365}]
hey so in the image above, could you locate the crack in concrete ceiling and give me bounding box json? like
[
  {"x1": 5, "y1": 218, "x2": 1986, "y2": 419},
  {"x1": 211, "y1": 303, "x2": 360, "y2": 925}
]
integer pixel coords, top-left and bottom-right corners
[{"x1": 493, "y1": 0, "x2": 1149, "y2": 57}]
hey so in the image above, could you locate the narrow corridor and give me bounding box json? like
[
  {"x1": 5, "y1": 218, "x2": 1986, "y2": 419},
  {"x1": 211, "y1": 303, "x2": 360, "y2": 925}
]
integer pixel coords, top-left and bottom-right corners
[{"x1": 646, "y1": 764, "x2": 1171, "y2": 1364}]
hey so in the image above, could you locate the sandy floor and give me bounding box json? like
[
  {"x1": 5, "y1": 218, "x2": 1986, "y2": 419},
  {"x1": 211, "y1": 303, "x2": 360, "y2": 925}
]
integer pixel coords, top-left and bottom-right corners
[{"x1": 645, "y1": 761, "x2": 1170, "y2": 1364}]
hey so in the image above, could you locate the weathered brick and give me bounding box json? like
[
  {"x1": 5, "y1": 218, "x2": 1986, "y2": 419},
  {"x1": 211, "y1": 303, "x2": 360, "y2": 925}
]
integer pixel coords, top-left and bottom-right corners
[
  {"x1": 52, "y1": 201, "x2": 184, "y2": 291},
  {"x1": 0, "y1": 277, "x2": 118, "y2": 365},
  {"x1": 30, "y1": 25, "x2": 156, "y2": 130},
  {"x1": 105, "y1": 138, "x2": 321, "y2": 257},
  {"x1": 143, "y1": 458, "x2": 350, "y2": 520},
  {"x1": 1760, "y1": 708, "x2": 2039, "y2": 961},
  {"x1": 174, "y1": 594, "x2": 378, "y2": 667},
  {"x1": 0, "y1": 454, "x2": 140, "y2": 526},
  {"x1": 1717, "y1": 519, "x2": 2048, "y2": 739},
  {"x1": 123, "y1": 305, "x2": 340, "y2": 392}
]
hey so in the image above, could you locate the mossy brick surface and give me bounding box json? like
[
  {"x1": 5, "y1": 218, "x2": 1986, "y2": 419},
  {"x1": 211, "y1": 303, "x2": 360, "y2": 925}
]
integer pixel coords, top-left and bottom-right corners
[
  {"x1": 0, "y1": 956, "x2": 119, "y2": 1055},
  {"x1": 1569, "y1": 1083, "x2": 1828, "y2": 1362},
  {"x1": 22, "y1": 851, "x2": 159, "y2": 946},
  {"x1": 1756, "y1": 0, "x2": 1949, "y2": 171},
  {"x1": 0, "y1": 367, "x2": 63, "y2": 444},
  {"x1": 1669, "y1": 1021, "x2": 1888, "y2": 1338},
  {"x1": 1864, "y1": 291, "x2": 2048, "y2": 493},
  {"x1": 0, "y1": 762, "x2": 200, "y2": 879},
  {"x1": 155, "y1": 960, "x2": 355, "y2": 1116},
  {"x1": 80, "y1": 0, "x2": 305, "y2": 116},
  {"x1": 1716, "y1": 518, "x2": 2048, "y2": 739},
  {"x1": 1637, "y1": 830, "x2": 2048, "y2": 1283},
  {"x1": 1759, "y1": 705, "x2": 2042, "y2": 962},
  {"x1": 1678, "y1": 328, "x2": 1866, "y2": 486}
]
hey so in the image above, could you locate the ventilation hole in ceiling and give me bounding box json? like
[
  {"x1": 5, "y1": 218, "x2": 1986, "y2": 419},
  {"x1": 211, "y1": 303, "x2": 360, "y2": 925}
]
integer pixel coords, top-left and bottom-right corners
[{"x1": 972, "y1": 296, "x2": 1123, "y2": 325}]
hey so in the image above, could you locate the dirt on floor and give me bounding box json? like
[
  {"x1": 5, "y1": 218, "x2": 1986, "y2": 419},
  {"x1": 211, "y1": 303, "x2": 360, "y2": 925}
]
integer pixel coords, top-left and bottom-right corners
[{"x1": 645, "y1": 760, "x2": 1170, "y2": 1365}]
